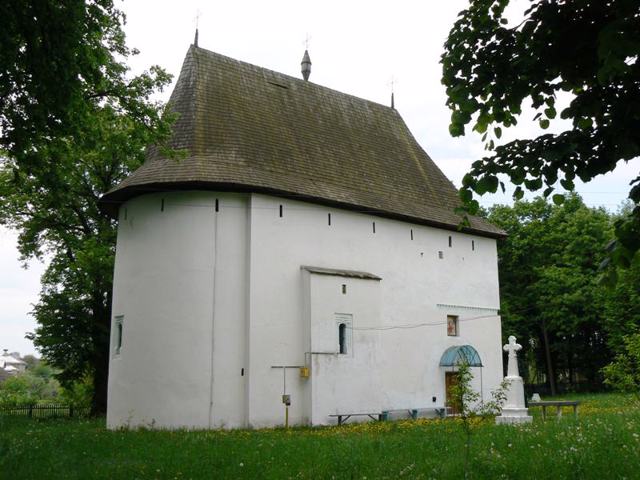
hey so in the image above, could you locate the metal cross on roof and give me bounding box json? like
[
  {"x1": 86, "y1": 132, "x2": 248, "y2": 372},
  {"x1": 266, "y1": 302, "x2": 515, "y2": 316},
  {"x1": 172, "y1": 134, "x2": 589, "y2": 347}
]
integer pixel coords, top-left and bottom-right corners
[
  {"x1": 388, "y1": 76, "x2": 398, "y2": 108},
  {"x1": 303, "y1": 33, "x2": 312, "y2": 50},
  {"x1": 193, "y1": 9, "x2": 202, "y2": 47}
]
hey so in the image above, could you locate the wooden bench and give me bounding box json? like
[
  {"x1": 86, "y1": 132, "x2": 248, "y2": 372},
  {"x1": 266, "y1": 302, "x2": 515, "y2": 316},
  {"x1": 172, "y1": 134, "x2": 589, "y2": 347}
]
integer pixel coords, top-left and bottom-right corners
[
  {"x1": 328, "y1": 413, "x2": 382, "y2": 425},
  {"x1": 528, "y1": 400, "x2": 580, "y2": 420},
  {"x1": 381, "y1": 407, "x2": 447, "y2": 420}
]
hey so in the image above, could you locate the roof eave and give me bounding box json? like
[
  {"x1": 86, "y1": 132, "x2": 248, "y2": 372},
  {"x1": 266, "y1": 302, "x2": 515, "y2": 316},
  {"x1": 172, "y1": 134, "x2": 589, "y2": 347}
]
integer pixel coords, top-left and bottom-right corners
[{"x1": 98, "y1": 182, "x2": 507, "y2": 239}]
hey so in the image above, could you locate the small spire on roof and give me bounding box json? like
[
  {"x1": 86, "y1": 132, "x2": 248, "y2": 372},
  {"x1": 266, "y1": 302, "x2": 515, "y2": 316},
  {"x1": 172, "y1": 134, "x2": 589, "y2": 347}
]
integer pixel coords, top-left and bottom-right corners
[
  {"x1": 193, "y1": 10, "x2": 201, "y2": 47},
  {"x1": 301, "y1": 34, "x2": 312, "y2": 81},
  {"x1": 389, "y1": 76, "x2": 397, "y2": 109},
  {"x1": 301, "y1": 49, "x2": 312, "y2": 81}
]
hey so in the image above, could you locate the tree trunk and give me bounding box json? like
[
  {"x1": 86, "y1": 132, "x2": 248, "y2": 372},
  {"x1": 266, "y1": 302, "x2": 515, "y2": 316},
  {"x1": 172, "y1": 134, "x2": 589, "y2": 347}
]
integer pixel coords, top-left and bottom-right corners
[
  {"x1": 541, "y1": 319, "x2": 557, "y2": 396},
  {"x1": 92, "y1": 352, "x2": 109, "y2": 416},
  {"x1": 90, "y1": 287, "x2": 112, "y2": 416},
  {"x1": 568, "y1": 349, "x2": 574, "y2": 387}
]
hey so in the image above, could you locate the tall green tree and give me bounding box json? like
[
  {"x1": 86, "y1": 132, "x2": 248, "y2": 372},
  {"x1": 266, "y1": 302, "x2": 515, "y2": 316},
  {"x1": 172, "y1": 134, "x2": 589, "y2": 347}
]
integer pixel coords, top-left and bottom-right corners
[
  {"x1": 488, "y1": 195, "x2": 614, "y2": 393},
  {"x1": 442, "y1": 0, "x2": 640, "y2": 269},
  {"x1": 0, "y1": 1, "x2": 165, "y2": 167},
  {"x1": 0, "y1": 1, "x2": 174, "y2": 414},
  {"x1": 603, "y1": 204, "x2": 640, "y2": 351}
]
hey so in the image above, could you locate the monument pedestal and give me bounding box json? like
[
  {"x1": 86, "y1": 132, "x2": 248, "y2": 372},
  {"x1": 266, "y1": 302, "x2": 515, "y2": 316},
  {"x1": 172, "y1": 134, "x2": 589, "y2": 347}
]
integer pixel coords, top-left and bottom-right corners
[{"x1": 496, "y1": 338, "x2": 533, "y2": 425}]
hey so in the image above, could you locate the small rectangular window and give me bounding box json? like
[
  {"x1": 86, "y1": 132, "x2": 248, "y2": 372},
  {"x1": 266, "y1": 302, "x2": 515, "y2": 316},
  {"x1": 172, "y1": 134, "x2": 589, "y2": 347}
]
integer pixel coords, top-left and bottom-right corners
[
  {"x1": 279, "y1": 205, "x2": 283, "y2": 217},
  {"x1": 472, "y1": 240, "x2": 475, "y2": 251},
  {"x1": 410, "y1": 229, "x2": 414, "y2": 241},
  {"x1": 448, "y1": 236, "x2": 452, "y2": 247},
  {"x1": 447, "y1": 315, "x2": 459, "y2": 336},
  {"x1": 438, "y1": 251, "x2": 444, "y2": 259},
  {"x1": 372, "y1": 222, "x2": 376, "y2": 233},
  {"x1": 341, "y1": 284, "x2": 347, "y2": 294},
  {"x1": 215, "y1": 199, "x2": 219, "y2": 212},
  {"x1": 328, "y1": 213, "x2": 332, "y2": 225},
  {"x1": 114, "y1": 315, "x2": 124, "y2": 354}
]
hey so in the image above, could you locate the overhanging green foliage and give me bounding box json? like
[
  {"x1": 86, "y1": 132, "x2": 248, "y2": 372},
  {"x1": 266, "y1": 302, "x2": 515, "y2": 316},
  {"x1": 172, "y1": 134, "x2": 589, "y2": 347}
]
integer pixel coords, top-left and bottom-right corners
[{"x1": 442, "y1": 0, "x2": 640, "y2": 269}]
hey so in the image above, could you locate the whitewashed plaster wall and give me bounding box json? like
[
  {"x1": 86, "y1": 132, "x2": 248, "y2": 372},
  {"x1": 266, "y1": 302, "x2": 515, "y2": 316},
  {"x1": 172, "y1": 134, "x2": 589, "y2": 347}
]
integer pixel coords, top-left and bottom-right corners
[
  {"x1": 247, "y1": 193, "x2": 502, "y2": 428},
  {"x1": 302, "y1": 271, "x2": 384, "y2": 425},
  {"x1": 107, "y1": 192, "x2": 248, "y2": 429},
  {"x1": 107, "y1": 190, "x2": 503, "y2": 429}
]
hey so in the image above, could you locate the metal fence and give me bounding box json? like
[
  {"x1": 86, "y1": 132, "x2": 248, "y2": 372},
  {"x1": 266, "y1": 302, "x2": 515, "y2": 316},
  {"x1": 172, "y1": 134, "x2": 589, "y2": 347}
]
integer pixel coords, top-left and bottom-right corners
[
  {"x1": 0, "y1": 404, "x2": 90, "y2": 418},
  {"x1": 524, "y1": 382, "x2": 606, "y2": 398}
]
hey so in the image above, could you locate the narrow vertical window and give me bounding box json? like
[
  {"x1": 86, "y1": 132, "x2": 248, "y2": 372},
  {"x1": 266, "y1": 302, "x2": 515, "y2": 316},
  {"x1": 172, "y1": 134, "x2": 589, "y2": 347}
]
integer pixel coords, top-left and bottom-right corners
[
  {"x1": 335, "y1": 313, "x2": 352, "y2": 355},
  {"x1": 115, "y1": 315, "x2": 124, "y2": 354},
  {"x1": 372, "y1": 222, "x2": 376, "y2": 233},
  {"x1": 215, "y1": 199, "x2": 219, "y2": 212},
  {"x1": 447, "y1": 315, "x2": 459, "y2": 336},
  {"x1": 341, "y1": 284, "x2": 347, "y2": 294},
  {"x1": 438, "y1": 251, "x2": 444, "y2": 259},
  {"x1": 279, "y1": 205, "x2": 283, "y2": 217},
  {"x1": 328, "y1": 213, "x2": 332, "y2": 225},
  {"x1": 339, "y1": 323, "x2": 347, "y2": 354},
  {"x1": 472, "y1": 240, "x2": 475, "y2": 251},
  {"x1": 410, "y1": 229, "x2": 414, "y2": 240},
  {"x1": 448, "y1": 236, "x2": 452, "y2": 247}
]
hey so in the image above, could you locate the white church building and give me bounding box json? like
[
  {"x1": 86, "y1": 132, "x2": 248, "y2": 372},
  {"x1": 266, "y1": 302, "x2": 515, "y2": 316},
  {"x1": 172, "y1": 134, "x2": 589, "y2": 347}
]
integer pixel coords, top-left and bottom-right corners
[{"x1": 101, "y1": 42, "x2": 506, "y2": 429}]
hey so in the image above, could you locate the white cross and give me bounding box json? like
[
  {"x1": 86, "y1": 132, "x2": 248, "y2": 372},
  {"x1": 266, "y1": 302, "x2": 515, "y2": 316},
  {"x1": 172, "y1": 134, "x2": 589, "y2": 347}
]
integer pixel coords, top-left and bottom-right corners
[{"x1": 503, "y1": 335, "x2": 522, "y2": 377}]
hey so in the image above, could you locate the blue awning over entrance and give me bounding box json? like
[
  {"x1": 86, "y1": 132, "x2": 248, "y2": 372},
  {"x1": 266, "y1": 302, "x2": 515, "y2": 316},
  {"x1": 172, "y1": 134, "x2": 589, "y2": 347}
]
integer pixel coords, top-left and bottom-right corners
[{"x1": 439, "y1": 345, "x2": 483, "y2": 367}]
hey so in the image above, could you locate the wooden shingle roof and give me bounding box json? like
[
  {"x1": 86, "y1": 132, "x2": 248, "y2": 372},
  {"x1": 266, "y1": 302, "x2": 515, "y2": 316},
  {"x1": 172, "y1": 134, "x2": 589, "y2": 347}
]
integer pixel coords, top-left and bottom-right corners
[{"x1": 100, "y1": 46, "x2": 504, "y2": 238}]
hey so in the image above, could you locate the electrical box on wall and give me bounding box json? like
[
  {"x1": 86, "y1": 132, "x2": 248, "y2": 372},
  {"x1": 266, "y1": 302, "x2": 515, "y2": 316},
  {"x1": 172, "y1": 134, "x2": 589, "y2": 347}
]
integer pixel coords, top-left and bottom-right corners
[
  {"x1": 300, "y1": 367, "x2": 310, "y2": 378},
  {"x1": 282, "y1": 394, "x2": 291, "y2": 406}
]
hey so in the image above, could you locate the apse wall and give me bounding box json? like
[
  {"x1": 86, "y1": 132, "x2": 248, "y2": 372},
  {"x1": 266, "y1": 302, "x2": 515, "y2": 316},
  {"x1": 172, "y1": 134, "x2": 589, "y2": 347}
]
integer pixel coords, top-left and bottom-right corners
[{"x1": 106, "y1": 191, "x2": 249, "y2": 429}]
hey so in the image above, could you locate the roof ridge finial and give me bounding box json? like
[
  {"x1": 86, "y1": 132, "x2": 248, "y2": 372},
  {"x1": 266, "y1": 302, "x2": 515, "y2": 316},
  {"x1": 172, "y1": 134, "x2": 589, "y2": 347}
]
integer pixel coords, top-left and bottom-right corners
[
  {"x1": 194, "y1": 10, "x2": 201, "y2": 47},
  {"x1": 301, "y1": 51, "x2": 311, "y2": 82},
  {"x1": 388, "y1": 76, "x2": 397, "y2": 109},
  {"x1": 301, "y1": 34, "x2": 312, "y2": 81}
]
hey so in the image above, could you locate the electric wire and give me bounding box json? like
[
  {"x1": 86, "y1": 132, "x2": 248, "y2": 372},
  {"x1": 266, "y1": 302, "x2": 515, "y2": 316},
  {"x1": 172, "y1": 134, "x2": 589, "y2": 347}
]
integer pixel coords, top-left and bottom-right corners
[{"x1": 349, "y1": 314, "x2": 499, "y2": 331}]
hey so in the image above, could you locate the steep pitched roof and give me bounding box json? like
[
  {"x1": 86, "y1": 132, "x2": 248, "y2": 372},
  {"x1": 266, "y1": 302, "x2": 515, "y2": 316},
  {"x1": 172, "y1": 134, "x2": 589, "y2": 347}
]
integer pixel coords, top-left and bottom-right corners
[{"x1": 100, "y1": 46, "x2": 504, "y2": 238}]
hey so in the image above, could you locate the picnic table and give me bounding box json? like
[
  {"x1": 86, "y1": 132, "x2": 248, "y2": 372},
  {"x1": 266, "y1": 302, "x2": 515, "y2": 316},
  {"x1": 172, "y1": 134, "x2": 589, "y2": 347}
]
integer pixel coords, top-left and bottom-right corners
[
  {"x1": 328, "y1": 413, "x2": 383, "y2": 425},
  {"x1": 527, "y1": 400, "x2": 580, "y2": 420}
]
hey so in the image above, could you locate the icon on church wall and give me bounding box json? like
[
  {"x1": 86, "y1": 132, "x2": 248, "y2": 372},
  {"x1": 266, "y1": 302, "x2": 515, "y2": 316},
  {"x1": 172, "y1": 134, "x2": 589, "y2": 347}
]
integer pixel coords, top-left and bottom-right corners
[{"x1": 447, "y1": 315, "x2": 459, "y2": 336}]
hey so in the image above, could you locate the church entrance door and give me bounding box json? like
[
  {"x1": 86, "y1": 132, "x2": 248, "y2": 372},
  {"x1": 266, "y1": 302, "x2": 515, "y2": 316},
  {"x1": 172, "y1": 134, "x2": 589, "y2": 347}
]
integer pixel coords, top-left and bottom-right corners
[{"x1": 445, "y1": 371, "x2": 460, "y2": 415}]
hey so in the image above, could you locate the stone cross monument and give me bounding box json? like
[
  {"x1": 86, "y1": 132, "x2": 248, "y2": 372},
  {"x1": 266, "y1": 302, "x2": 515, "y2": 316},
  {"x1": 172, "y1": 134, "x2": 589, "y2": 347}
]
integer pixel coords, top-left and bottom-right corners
[{"x1": 496, "y1": 335, "x2": 533, "y2": 424}]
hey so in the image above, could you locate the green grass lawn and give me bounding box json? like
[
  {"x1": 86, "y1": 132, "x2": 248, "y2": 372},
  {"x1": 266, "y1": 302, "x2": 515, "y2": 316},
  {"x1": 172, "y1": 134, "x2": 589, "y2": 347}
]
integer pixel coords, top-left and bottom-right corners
[{"x1": 1, "y1": 393, "x2": 639, "y2": 479}]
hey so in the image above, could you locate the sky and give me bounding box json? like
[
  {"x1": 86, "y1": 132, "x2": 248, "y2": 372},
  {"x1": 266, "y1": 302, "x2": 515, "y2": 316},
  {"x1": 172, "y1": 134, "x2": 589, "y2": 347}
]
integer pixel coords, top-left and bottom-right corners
[{"x1": 1, "y1": 0, "x2": 637, "y2": 356}]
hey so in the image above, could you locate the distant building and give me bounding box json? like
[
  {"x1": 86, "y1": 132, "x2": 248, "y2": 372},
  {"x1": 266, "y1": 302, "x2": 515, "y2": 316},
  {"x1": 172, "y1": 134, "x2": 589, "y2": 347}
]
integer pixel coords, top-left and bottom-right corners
[
  {"x1": 0, "y1": 349, "x2": 27, "y2": 374},
  {"x1": 101, "y1": 42, "x2": 505, "y2": 429}
]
